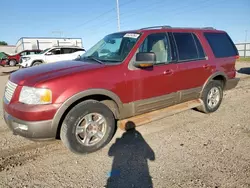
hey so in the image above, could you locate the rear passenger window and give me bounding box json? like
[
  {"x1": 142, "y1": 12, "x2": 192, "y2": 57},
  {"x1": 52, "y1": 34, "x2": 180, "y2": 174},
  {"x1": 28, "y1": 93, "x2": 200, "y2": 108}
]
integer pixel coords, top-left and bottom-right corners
[
  {"x1": 62, "y1": 48, "x2": 73, "y2": 54},
  {"x1": 193, "y1": 34, "x2": 206, "y2": 59},
  {"x1": 173, "y1": 33, "x2": 198, "y2": 61},
  {"x1": 204, "y1": 32, "x2": 238, "y2": 58}
]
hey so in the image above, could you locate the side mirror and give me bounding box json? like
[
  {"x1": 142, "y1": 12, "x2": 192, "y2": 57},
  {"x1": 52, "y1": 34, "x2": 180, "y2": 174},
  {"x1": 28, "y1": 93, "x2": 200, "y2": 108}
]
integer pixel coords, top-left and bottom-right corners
[
  {"x1": 46, "y1": 52, "x2": 53, "y2": 55},
  {"x1": 134, "y1": 52, "x2": 156, "y2": 68}
]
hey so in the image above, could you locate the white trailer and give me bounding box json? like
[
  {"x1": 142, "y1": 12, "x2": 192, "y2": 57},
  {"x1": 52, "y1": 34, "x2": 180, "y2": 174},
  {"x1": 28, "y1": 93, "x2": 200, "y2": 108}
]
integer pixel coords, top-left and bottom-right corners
[{"x1": 15, "y1": 37, "x2": 83, "y2": 53}]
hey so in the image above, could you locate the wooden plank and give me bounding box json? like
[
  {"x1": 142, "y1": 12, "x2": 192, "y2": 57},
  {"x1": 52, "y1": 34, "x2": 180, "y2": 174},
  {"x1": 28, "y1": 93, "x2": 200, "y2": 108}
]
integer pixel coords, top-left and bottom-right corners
[{"x1": 117, "y1": 99, "x2": 202, "y2": 130}]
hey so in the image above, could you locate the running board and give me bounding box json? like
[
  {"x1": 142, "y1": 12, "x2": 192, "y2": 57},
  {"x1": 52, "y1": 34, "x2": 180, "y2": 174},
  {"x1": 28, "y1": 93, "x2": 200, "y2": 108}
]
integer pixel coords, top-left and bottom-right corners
[{"x1": 117, "y1": 99, "x2": 203, "y2": 130}]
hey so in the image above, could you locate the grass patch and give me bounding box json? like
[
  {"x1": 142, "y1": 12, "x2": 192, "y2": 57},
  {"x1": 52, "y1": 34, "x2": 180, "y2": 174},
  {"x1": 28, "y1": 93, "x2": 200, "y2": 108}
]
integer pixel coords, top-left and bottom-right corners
[{"x1": 237, "y1": 57, "x2": 250, "y2": 62}]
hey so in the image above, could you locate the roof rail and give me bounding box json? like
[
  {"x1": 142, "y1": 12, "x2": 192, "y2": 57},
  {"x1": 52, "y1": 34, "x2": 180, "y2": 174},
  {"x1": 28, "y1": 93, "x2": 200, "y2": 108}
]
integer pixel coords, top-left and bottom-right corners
[
  {"x1": 139, "y1": 26, "x2": 216, "y2": 30},
  {"x1": 202, "y1": 27, "x2": 216, "y2": 30},
  {"x1": 140, "y1": 25, "x2": 171, "y2": 30}
]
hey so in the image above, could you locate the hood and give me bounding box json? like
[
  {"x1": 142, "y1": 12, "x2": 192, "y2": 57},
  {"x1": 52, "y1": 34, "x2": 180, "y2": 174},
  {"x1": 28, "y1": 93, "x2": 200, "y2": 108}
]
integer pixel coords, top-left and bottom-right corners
[{"x1": 10, "y1": 60, "x2": 104, "y2": 86}]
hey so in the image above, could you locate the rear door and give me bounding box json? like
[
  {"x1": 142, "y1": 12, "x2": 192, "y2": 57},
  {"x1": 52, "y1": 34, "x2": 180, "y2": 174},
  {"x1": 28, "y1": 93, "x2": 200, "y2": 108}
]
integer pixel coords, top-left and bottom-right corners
[
  {"x1": 60, "y1": 48, "x2": 74, "y2": 61},
  {"x1": 170, "y1": 32, "x2": 213, "y2": 102}
]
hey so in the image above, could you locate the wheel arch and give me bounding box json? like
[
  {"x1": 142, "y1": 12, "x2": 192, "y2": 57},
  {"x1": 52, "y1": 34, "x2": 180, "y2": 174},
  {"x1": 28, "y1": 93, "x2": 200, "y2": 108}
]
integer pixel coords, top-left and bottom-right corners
[
  {"x1": 31, "y1": 59, "x2": 44, "y2": 66},
  {"x1": 201, "y1": 72, "x2": 228, "y2": 95},
  {"x1": 52, "y1": 89, "x2": 123, "y2": 139}
]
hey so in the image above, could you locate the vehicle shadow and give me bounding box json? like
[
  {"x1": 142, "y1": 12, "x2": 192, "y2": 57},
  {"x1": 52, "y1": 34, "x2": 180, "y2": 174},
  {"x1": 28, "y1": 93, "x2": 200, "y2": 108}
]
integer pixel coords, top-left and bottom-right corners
[
  {"x1": 105, "y1": 122, "x2": 155, "y2": 188},
  {"x1": 0, "y1": 69, "x2": 18, "y2": 76},
  {"x1": 237, "y1": 67, "x2": 250, "y2": 75}
]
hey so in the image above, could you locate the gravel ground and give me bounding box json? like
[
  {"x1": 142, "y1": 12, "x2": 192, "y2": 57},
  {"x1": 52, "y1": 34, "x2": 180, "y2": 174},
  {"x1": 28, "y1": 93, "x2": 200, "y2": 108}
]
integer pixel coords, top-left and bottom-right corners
[{"x1": 0, "y1": 62, "x2": 250, "y2": 188}]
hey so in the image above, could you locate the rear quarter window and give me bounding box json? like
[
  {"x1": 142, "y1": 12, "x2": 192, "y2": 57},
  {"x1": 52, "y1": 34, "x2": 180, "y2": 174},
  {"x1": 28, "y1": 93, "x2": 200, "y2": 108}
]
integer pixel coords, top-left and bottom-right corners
[{"x1": 204, "y1": 32, "x2": 238, "y2": 58}]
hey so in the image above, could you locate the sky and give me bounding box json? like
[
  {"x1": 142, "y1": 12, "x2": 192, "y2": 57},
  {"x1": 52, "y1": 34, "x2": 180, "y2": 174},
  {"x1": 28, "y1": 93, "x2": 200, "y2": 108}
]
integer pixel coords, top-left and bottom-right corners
[{"x1": 0, "y1": 0, "x2": 249, "y2": 49}]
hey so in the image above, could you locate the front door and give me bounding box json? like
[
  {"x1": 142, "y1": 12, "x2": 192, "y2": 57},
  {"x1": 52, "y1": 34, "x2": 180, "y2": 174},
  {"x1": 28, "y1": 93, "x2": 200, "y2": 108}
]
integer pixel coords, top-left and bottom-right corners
[
  {"x1": 45, "y1": 48, "x2": 62, "y2": 63},
  {"x1": 126, "y1": 32, "x2": 179, "y2": 114}
]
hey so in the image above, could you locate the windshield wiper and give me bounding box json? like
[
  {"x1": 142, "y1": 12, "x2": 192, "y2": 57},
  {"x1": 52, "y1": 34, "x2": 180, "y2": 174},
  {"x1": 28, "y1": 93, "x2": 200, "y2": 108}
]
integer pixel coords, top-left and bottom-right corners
[{"x1": 83, "y1": 56, "x2": 105, "y2": 65}]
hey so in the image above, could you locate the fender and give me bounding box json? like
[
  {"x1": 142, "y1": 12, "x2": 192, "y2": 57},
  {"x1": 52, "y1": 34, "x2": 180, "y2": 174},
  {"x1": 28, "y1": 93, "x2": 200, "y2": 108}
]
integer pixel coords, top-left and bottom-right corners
[
  {"x1": 200, "y1": 71, "x2": 228, "y2": 94},
  {"x1": 51, "y1": 89, "x2": 124, "y2": 136}
]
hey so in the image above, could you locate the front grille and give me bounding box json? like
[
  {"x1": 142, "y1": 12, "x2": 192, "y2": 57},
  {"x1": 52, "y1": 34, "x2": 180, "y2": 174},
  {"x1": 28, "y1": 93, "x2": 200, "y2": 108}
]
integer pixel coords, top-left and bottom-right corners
[{"x1": 4, "y1": 80, "x2": 17, "y2": 103}]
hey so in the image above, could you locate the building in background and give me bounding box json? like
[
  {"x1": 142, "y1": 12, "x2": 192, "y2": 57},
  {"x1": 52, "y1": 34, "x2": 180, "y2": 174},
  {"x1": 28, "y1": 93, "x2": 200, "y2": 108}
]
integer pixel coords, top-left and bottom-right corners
[
  {"x1": 15, "y1": 37, "x2": 83, "y2": 53},
  {"x1": 235, "y1": 42, "x2": 250, "y2": 57},
  {"x1": 0, "y1": 45, "x2": 16, "y2": 55}
]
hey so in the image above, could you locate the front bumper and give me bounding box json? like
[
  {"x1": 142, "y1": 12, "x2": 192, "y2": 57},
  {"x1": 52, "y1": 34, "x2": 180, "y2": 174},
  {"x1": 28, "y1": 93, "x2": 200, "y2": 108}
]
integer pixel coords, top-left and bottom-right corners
[
  {"x1": 224, "y1": 78, "x2": 240, "y2": 90},
  {"x1": 3, "y1": 110, "x2": 55, "y2": 140}
]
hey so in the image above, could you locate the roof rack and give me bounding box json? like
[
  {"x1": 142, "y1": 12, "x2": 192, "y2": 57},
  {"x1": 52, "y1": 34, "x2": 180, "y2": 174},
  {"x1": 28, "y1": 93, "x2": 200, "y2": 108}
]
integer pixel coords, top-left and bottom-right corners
[
  {"x1": 140, "y1": 25, "x2": 171, "y2": 30},
  {"x1": 139, "y1": 25, "x2": 216, "y2": 30},
  {"x1": 202, "y1": 27, "x2": 216, "y2": 30}
]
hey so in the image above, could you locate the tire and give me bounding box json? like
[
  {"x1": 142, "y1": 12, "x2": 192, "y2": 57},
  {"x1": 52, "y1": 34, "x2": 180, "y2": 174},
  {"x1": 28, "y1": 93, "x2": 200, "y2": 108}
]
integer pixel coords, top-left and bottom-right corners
[
  {"x1": 197, "y1": 80, "x2": 223, "y2": 113},
  {"x1": 60, "y1": 100, "x2": 116, "y2": 154},
  {"x1": 9, "y1": 60, "x2": 17, "y2": 66},
  {"x1": 32, "y1": 61, "x2": 42, "y2": 66}
]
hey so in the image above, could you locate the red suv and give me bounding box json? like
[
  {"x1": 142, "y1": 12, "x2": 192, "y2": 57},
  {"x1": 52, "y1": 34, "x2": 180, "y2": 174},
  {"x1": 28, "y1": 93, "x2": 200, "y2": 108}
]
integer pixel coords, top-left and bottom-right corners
[
  {"x1": 7, "y1": 49, "x2": 41, "y2": 66},
  {"x1": 3, "y1": 26, "x2": 239, "y2": 154}
]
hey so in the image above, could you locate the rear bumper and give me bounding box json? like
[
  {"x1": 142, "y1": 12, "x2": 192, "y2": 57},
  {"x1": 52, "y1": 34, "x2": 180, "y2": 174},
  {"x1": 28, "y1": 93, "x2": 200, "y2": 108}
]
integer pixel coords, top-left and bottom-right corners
[
  {"x1": 3, "y1": 110, "x2": 56, "y2": 140},
  {"x1": 224, "y1": 78, "x2": 240, "y2": 90}
]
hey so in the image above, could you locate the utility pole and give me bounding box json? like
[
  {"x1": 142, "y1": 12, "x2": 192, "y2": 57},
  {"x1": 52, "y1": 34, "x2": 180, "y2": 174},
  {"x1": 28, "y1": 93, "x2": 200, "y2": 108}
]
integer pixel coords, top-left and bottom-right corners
[
  {"x1": 245, "y1": 30, "x2": 248, "y2": 42},
  {"x1": 244, "y1": 30, "x2": 248, "y2": 58},
  {"x1": 116, "y1": 0, "x2": 121, "y2": 31}
]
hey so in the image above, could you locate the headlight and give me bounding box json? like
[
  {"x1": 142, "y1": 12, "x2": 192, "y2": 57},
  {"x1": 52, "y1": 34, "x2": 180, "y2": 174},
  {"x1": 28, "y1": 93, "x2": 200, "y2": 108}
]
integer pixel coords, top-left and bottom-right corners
[
  {"x1": 19, "y1": 86, "x2": 52, "y2": 105},
  {"x1": 22, "y1": 57, "x2": 31, "y2": 62}
]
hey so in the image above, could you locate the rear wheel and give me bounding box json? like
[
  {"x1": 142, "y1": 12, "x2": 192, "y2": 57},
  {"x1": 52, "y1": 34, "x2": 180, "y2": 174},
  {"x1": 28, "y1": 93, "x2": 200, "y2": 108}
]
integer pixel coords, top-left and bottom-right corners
[
  {"x1": 60, "y1": 100, "x2": 116, "y2": 154},
  {"x1": 197, "y1": 80, "x2": 223, "y2": 113},
  {"x1": 9, "y1": 60, "x2": 17, "y2": 66}
]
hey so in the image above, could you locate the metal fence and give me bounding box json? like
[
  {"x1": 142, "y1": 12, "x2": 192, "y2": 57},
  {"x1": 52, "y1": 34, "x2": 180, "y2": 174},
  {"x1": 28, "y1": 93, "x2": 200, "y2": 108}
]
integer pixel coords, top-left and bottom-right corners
[{"x1": 235, "y1": 42, "x2": 250, "y2": 57}]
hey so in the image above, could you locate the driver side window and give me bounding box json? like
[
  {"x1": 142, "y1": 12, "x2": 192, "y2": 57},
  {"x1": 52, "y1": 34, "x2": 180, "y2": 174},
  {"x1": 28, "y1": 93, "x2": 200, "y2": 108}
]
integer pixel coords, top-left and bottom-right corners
[{"x1": 139, "y1": 33, "x2": 170, "y2": 64}]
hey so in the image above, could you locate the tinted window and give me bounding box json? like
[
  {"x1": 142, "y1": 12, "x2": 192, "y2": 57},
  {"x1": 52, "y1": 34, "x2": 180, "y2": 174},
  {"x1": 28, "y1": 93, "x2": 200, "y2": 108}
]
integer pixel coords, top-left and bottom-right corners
[
  {"x1": 173, "y1": 33, "x2": 198, "y2": 61},
  {"x1": 50, "y1": 48, "x2": 61, "y2": 55},
  {"x1": 204, "y1": 32, "x2": 238, "y2": 58},
  {"x1": 20, "y1": 52, "x2": 27, "y2": 56},
  {"x1": 61, "y1": 48, "x2": 73, "y2": 54},
  {"x1": 139, "y1": 33, "x2": 170, "y2": 64},
  {"x1": 75, "y1": 48, "x2": 85, "y2": 52},
  {"x1": 193, "y1": 34, "x2": 206, "y2": 58}
]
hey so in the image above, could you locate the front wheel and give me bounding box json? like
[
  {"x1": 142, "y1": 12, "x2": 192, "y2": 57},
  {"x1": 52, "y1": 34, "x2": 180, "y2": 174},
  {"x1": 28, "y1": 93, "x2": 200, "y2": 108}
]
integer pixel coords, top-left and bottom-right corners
[
  {"x1": 60, "y1": 100, "x2": 116, "y2": 154},
  {"x1": 32, "y1": 61, "x2": 42, "y2": 66},
  {"x1": 197, "y1": 80, "x2": 223, "y2": 113}
]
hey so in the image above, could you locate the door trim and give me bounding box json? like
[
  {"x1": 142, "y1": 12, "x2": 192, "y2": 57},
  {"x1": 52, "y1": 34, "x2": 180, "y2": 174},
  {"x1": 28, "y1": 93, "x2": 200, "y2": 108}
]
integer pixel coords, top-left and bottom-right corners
[{"x1": 120, "y1": 86, "x2": 201, "y2": 119}]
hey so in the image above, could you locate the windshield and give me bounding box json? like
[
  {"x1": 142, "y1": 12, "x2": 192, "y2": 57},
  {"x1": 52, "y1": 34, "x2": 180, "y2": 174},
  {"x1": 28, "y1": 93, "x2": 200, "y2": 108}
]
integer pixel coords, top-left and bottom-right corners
[
  {"x1": 80, "y1": 32, "x2": 140, "y2": 63},
  {"x1": 39, "y1": 48, "x2": 50, "y2": 54}
]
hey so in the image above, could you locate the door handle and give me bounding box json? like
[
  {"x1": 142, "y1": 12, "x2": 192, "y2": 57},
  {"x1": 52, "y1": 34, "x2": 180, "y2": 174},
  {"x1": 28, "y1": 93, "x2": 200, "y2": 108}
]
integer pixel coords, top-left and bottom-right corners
[
  {"x1": 203, "y1": 64, "x2": 210, "y2": 69},
  {"x1": 163, "y1": 69, "x2": 173, "y2": 75}
]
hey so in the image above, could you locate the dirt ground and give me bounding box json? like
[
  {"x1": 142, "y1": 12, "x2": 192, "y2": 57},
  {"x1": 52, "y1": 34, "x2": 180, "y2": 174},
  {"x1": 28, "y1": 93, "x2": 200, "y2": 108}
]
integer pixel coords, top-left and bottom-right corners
[{"x1": 0, "y1": 62, "x2": 250, "y2": 188}]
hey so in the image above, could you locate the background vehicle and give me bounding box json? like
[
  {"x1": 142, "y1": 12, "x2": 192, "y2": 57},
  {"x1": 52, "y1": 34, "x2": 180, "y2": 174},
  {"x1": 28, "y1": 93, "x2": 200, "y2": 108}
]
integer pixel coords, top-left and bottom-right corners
[
  {"x1": 0, "y1": 52, "x2": 9, "y2": 66},
  {"x1": 3, "y1": 26, "x2": 239, "y2": 154},
  {"x1": 15, "y1": 37, "x2": 83, "y2": 53},
  {"x1": 19, "y1": 46, "x2": 85, "y2": 67},
  {"x1": 6, "y1": 49, "x2": 41, "y2": 66}
]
